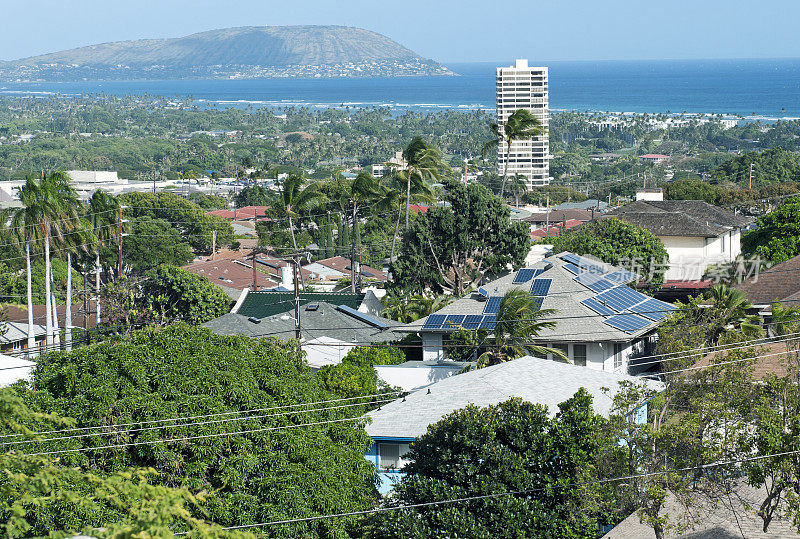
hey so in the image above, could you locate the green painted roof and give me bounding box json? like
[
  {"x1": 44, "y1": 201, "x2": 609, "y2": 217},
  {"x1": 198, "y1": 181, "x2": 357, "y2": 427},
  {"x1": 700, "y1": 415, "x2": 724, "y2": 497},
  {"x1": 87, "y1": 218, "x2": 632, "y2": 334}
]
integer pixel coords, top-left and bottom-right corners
[{"x1": 236, "y1": 291, "x2": 365, "y2": 319}]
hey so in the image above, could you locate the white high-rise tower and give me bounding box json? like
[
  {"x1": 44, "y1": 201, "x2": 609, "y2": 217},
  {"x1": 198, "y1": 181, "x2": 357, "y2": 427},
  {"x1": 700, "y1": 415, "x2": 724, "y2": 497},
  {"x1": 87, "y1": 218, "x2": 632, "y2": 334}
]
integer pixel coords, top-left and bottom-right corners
[{"x1": 495, "y1": 59, "x2": 550, "y2": 188}]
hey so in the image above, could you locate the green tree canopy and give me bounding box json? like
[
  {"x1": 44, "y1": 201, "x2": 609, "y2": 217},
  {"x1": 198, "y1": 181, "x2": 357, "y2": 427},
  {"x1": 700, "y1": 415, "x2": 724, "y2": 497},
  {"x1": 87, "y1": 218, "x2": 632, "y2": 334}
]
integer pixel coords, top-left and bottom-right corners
[
  {"x1": 391, "y1": 181, "x2": 529, "y2": 295},
  {"x1": 140, "y1": 266, "x2": 233, "y2": 325},
  {"x1": 24, "y1": 324, "x2": 378, "y2": 536},
  {"x1": 549, "y1": 218, "x2": 669, "y2": 285},
  {"x1": 742, "y1": 196, "x2": 800, "y2": 263},
  {"x1": 317, "y1": 346, "x2": 405, "y2": 399},
  {"x1": 365, "y1": 393, "x2": 614, "y2": 538},
  {"x1": 115, "y1": 216, "x2": 194, "y2": 274},
  {"x1": 663, "y1": 178, "x2": 722, "y2": 204}
]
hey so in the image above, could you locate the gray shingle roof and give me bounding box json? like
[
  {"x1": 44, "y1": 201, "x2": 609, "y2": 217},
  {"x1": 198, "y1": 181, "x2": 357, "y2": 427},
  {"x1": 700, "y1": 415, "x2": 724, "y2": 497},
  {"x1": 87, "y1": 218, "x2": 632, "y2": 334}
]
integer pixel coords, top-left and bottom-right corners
[
  {"x1": 607, "y1": 199, "x2": 754, "y2": 237},
  {"x1": 203, "y1": 301, "x2": 401, "y2": 344},
  {"x1": 405, "y1": 252, "x2": 663, "y2": 342},
  {"x1": 365, "y1": 355, "x2": 663, "y2": 439},
  {"x1": 603, "y1": 479, "x2": 799, "y2": 538},
  {"x1": 0, "y1": 322, "x2": 46, "y2": 344}
]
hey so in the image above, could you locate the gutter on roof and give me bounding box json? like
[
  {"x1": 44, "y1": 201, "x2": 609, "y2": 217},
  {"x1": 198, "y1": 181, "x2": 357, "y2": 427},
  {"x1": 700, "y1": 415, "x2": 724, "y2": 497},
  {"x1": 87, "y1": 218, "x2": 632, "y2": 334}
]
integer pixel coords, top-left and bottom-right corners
[{"x1": 231, "y1": 288, "x2": 249, "y2": 314}]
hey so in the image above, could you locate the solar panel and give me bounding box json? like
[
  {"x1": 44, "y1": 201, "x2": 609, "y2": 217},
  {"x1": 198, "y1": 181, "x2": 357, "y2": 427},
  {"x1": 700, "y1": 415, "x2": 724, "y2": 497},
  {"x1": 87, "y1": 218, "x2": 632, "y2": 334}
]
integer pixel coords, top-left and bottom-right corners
[
  {"x1": 604, "y1": 314, "x2": 651, "y2": 333},
  {"x1": 479, "y1": 314, "x2": 497, "y2": 330},
  {"x1": 423, "y1": 314, "x2": 446, "y2": 329},
  {"x1": 561, "y1": 253, "x2": 581, "y2": 265},
  {"x1": 531, "y1": 297, "x2": 544, "y2": 310},
  {"x1": 575, "y1": 272, "x2": 615, "y2": 293},
  {"x1": 581, "y1": 297, "x2": 616, "y2": 316},
  {"x1": 484, "y1": 296, "x2": 502, "y2": 314},
  {"x1": 530, "y1": 278, "x2": 552, "y2": 297},
  {"x1": 513, "y1": 268, "x2": 536, "y2": 284},
  {"x1": 336, "y1": 304, "x2": 391, "y2": 329},
  {"x1": 595, "y1": 286, "x2": 649, "y2": 312},
  {"x1": 463, "y1": 314, "x2": 484, "y2": 330},
  {"x1": 629, "y1": 298, "x2": 677, "y2": 321},
  {"x1": 605, "y1": 269, "x2": 639, "y2": 284},
  {"x1": 531, "y1": 268, "x2": 545, "y2": 278},
  {"x1": 477, "y1": 287, "x2": 489, "y2": 298},
  {"x1": 563, "y1": 263, "x2": 581, "y2": 275},
  {"x1": 443, "y1": 315, "x2": 466, "y2": 329}
]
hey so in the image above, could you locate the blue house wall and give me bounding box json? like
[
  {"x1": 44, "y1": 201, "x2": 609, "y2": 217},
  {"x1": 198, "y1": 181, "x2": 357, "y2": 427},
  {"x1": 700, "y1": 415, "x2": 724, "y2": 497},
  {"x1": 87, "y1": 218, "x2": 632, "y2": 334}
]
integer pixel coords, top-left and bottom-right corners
[{"x1": 365, "y1": 436, "x2": 415, "y2": 495}]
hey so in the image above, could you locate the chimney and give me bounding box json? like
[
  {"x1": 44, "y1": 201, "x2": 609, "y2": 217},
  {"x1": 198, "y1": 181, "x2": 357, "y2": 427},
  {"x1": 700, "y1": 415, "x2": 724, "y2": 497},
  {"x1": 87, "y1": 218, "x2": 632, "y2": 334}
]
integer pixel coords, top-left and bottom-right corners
[{"x1": 281, "y1": 265, "x2": 293, "y2": 287}]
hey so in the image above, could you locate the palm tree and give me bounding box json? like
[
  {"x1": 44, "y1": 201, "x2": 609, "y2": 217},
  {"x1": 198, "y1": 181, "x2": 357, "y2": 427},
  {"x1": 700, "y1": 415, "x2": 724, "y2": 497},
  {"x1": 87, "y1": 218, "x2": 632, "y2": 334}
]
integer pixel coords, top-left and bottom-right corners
[
  {"x1": 6, "y1": 185, "x2": 45, "y2": 355},
  {"x1": 340, "y1": 172, "x2": 382, "y2": 292},
  {"x1": 87, "y1": 190, "x2": 118, "y2": 326},
  {"x1": 277, "y1": 174, "x2": 325, "y2": 253},
  {"x1": 482, "y1": 109, "x2": 546, "y2": 198},
  {"x1": 508, "y1": 174, "x2": 529, "y2": 208},
  {"x1": 400, "y1": 137, "x2": 445, "y2": 230},
  {"x1": 705, "y1": 284, "x2": 762, "y2": 342},
  {"x1": 477, "y1": 289, "x2": 563, "y2": 368}
]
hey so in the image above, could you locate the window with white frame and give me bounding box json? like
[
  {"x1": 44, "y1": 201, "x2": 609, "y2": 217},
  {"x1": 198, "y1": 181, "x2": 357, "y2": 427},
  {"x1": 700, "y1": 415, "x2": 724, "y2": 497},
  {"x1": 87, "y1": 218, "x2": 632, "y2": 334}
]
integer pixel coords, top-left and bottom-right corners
[
  {"x1": 573, "y1": 344, "x2": 587, "y2": 367},
  {"x1": 379, "y1": 443, "x2": 410, "y2": 471},
  {"x1": 614, "y1": 343, "x2": 625, "y2": 370}
]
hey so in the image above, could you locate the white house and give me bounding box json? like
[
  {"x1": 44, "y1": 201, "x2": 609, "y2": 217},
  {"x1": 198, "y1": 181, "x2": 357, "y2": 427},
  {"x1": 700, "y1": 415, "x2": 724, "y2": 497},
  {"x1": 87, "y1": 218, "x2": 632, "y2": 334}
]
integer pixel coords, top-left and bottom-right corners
[
  {"x1": 607, "y1": 193, "x2": 754, "y2": 281},
  {"x1": 365, "y1": 356, "x2": 664, "y2": 494},
  {"x1": 402, "y1": 252, "x2": 676, "y2": 374}
]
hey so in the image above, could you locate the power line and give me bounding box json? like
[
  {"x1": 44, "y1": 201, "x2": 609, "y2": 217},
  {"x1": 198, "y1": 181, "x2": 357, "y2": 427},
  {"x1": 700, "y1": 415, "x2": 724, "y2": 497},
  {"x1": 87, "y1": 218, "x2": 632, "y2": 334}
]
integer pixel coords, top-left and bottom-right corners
[
  {"x1": 203, "y1": 447, "x2": 800, "y2": 531},
  {"x1": 19, "y1": 417, "x2": 364, "y2": 457},
  {"x1": 0, "y1": 398, "x2": 397, "y2": 447}
]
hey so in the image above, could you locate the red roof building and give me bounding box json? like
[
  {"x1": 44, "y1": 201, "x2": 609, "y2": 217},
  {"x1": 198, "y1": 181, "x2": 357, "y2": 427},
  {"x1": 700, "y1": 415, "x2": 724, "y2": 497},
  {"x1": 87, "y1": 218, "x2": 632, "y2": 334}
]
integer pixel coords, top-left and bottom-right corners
[{"x1": 206, "y1": 206, "x2": 269, "y2": 221}]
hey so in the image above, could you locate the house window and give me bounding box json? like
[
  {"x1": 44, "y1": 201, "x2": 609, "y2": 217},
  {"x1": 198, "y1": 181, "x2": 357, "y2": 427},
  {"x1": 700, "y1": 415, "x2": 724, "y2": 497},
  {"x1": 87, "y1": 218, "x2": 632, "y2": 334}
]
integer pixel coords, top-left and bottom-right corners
[
  {"x1": 379, "y1": 443, "x2": 410, "y2": 471},
  {"x1": 552, "y1": 344, "x2": 569, "y2": 363},
  {"x1": 573, "y1": 344, "x2": 587, "y2": 367},
  {"x1": 12, "y1": 340, "x2": 22, "y2": 351},
  {"x1": 614, "y1": 343, "x2": 625, "y2": 370}
]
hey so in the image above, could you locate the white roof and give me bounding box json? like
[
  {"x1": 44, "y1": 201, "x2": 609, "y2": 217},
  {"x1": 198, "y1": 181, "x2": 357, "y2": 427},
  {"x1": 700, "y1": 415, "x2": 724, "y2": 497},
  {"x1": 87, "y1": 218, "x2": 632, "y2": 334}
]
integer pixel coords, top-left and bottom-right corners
[
  {"x1": 0, "y1": 353, "x2": 35, "y2": 387},
  {"x1": 365, "y1": 356, "x2": 663, "y2": 439},
  {"x1": 0, "y1": 322, "x2": 46, "y2": 344}
]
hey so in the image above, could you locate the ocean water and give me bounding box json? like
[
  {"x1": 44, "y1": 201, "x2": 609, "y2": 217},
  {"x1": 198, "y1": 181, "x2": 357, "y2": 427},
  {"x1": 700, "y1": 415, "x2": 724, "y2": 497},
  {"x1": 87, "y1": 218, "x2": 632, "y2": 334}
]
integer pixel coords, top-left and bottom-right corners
[{"x1": 1, "y1": 59, "x2": 799, "y2": 118}]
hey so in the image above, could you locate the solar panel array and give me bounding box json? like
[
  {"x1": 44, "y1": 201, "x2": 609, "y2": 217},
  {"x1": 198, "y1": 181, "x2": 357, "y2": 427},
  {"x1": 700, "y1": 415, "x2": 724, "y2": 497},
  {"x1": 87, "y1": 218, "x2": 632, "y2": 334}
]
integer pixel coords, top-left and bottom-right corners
[
  {"x1": 484, "y1": 296, "x2": 502, "y2": 314},
  {"x1": 575, "y1": 272, "x2": 615, "y2": 293},
  {"x1": 604, "y1": 269, "x2": 639, "y2": 284},
  {"x1": 513, "y1": 268, "x2": 536, "y2": 284},
  {"x1": 604, "y1": 314, "x2": 651, "y2": 333},
  {"x1": 336, "y1": 304, "x2": 391, "y2": 329},
  {"x1": 563, "y1": 263, "x2": 581, "y2": 275},
  {"x1": 423, "y1": 313, "x2": 497, "y2": 331},
  {"x1": 629, "y1": 298, "x2": 676, "y2": 321},
  {"x1": 530, "y1": 278, "x2": 552, "y2": 297},
  {"x1": 581, "y1": 297, "x2": 616, "y2": 316}
]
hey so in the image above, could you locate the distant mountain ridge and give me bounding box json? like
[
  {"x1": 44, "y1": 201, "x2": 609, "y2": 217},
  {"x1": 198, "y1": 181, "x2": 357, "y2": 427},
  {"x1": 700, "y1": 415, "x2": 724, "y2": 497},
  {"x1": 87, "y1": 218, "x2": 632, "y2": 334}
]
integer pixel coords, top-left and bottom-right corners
[{"x1": 0, "y1": 25, "x2": 454, "y2": 81}]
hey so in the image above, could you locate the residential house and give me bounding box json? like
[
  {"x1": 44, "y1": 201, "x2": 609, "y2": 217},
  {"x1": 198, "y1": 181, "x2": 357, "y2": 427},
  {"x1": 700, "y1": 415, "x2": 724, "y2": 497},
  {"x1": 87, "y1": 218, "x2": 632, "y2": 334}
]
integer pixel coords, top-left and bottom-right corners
[
  {"x1": 403, "y1": 252, "x2": 676, "y2": 373},
  {"x1": 182, "y1": 259, "x2": 279, "y2": 300},
  {"x1": 734, "y1": 254, "x2": 800, "y2": 315},
  {"x1": 0, "y1": 321, "x2": 46, "y2": 355},
  {"x1": 202, "y1": 289, "x2": 396, "y2": 369},
  {"x1": 552, "y1": 199, "x2": 609, "y2": 211},
  {"x1": 205, "y1": 206, "x2": 269, "y2": 221},
  {"x1": 638, "y1": 154, "x2": 670, "y2": 164},
  {"x1": 606, "y1": 192, "x2": 754, "y2": 281},
  {"x1": 530, "y1": 219, "x2": 583, "y2": 238},
  {"x1": 373, "y1": 361, "x2": 466, "y2": 392},
  {"x1": 693, "y1": 337, "x2": 799, "y2": 380},
  {"x1": 365, "y1": 356, "x2": 663, "y2": 493},
  {"x1": 304, "y1": 256, "x2": 389, "y2": 285},
  {"x1": 524, "y1": 209, "x2": 596, "y2": 231},
  {"x1": 589, "y1": 153, "x2": 623, "y2": 162}
]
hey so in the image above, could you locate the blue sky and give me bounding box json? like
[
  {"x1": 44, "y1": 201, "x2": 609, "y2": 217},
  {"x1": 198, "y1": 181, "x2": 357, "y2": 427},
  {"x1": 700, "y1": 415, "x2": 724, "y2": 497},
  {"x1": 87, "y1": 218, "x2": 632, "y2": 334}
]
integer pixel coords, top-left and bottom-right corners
[{"x1": 2, "y1": 0, "x2": 798, "y2": 62}]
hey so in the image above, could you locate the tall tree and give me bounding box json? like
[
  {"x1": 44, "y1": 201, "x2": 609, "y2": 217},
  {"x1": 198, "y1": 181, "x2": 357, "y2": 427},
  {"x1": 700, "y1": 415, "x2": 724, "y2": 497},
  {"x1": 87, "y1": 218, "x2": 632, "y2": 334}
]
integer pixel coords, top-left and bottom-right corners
[
  {"x1": 476, "y1": 289, "x2": 563, "y2": 368},
  {"x1": 86, "y1": 190, "x2": 118, "y2": 326},
  {"x1": 275, "y1": 174, "x2": 325, "y2": 253},
  {"x1": 391, "y1": 181, "x2": 529, "y2": 295},
  {"x1": 399, "y1": 137, "x2": 444, "y2": 232},
  {"x1": 482, "y1": 108, "x2": 546, "y2": 198}
]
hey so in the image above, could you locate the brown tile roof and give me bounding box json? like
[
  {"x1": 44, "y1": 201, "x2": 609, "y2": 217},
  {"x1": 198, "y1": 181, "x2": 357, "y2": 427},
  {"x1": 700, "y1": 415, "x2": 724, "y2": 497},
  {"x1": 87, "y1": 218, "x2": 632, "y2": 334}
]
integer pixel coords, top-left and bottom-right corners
[
  {"x1": 314, "y1": 256, "x2": 388, "y2": 281},
  {"x1": 524, "y1": 209, "x2": 595, "y2": 224},
  {"x1": 206, "y1": 206, "x2": 268, "y2": 220},
  {"x1": 734, "y1": 255, "x2": 800, "y2": 305},
  {"x1": 2, "y1": 304, "x2": 97, "y2": 329},
  {"x1": 183, "y1": 259, "x2": 278, "y2": 291}
]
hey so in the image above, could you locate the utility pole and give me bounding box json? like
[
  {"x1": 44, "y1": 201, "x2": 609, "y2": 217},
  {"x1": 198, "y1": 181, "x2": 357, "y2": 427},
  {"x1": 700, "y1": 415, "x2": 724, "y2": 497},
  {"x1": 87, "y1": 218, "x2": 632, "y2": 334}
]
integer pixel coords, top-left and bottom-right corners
[
  {"x1": 152, "y1": 170, "x2": 156, "y2": 194},
  {"x1": 117, "y1": 204, "x2": 123, "y2": 279},
  {"x1": 749, "y1": 162, "x2": 755, "y2": 190},
  {"x1": 351, "y1": 205, "x2": 357, "y2": 293},
  {"x1": 251, "y1": 250, "x2": 258, "y2": 291},
  {"x1": 293, "y1": 254, "x2": 301, "y2": 341},
  {"x1": 211, "y1": 230, "x2": 216, "y2": 261},
  {"x1": 545, "y1": 195, "x2": 550, "y2": 230}
]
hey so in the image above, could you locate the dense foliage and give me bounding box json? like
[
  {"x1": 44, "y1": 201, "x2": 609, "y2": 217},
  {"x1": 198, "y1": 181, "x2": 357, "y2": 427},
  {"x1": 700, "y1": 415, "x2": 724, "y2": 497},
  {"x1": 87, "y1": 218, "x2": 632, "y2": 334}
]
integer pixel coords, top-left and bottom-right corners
[
  {"x1": 391, "y1": 181, "x2": 529, "y2": 295},
  {"x1": 549, "y1": 218, "x2": 669, "y2": 285},
  {"x1": 742, "y1": 196, "x2": 800, "y2": 263},
  {"x1": 24, "y1": 324, "x2": 379, "y2": 536},
  {"x1": 317, "y1": 346, "x2": 405, "y2": 399}
]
